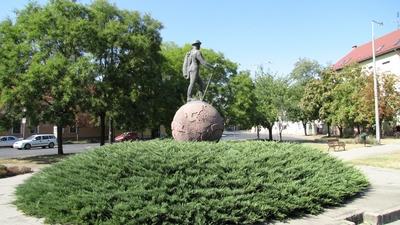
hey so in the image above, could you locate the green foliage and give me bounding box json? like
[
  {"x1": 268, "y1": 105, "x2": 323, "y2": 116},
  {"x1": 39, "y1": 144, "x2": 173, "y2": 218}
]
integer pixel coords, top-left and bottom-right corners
[
  {"x1": 287, "y1": 59, "x2": 323, "y2": 135},
  {"x1": 200, "y1": 47, "x2": 238, "y2": 114},
  {"x1": 160, "y1": 42, "x2": 238, "y2": 128},
  {"x1": 254, "y1": 69, "x2": 290, "y2": 140},
  {"x1": 16, "y1": 141, "x2": 368, "y2": 225},
  {"x1": 86, "y1": 0, "x2": 164, "y2": 136},
  {"x1": 226, "y1": 71, "x2": 256, "y2": 129},
  {"x1": 290, "y1": 58, "x2": 322, "y2": 85},
  {"x1": 0, "y1": 0, "x2": 96, "y2": 153}
]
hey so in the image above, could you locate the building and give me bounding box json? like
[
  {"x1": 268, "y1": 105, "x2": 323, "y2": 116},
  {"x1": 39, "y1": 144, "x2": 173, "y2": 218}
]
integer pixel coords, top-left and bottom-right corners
[
  {"x1": 0, "y1": 113, "x2": 167, "y2": 141},
  {"x1": 333, "y1": 29, "x2": 400, "y2": 76},
  {"x1": 334, "y1": 29, "x2": 400, "y2": 133}
]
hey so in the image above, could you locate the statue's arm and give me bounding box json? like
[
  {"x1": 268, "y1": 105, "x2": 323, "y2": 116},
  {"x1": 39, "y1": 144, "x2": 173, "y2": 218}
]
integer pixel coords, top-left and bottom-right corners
[{"x1": 197, "y1": 51, "x2": 213, "y2": 69}]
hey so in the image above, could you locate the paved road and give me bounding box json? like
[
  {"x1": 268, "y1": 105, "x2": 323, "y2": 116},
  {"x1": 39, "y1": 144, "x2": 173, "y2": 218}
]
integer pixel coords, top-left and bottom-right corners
[
  {"x1": 221, "y1": 130, "x2": 314, "y2": 141},
  {"x1": 0, "y1": 143, "x2": 99, "y2": 159}
]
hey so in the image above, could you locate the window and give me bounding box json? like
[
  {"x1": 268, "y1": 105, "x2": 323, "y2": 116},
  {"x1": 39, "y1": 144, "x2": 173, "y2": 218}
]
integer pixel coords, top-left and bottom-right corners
[
  {"x1": 42, "y1": 136, "x2": 49, "y2": 140},
  {"x1": 382, "y1": 61, "x2": 390, "y2": 65},
  {"x1": 0, "y1": 137, "x2": 6, "y2": 141},
  {"x1": 7, "y1": 137, "x2": 16, "y2": 141},
  {"x1": 35, "y1": 136, "x2": 41, "y2": 141}
]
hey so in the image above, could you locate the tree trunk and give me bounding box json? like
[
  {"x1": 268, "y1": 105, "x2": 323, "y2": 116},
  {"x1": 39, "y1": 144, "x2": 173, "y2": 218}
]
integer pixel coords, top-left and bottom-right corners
[
  {"x1": 108, "y1": 118, "x2": 114, "y2": 144},
  {"x1": 151, "y1": 128, "x2": 160, "y2": 139},
  {"x1": 100, "y1": 112, "x2": 106, "y2": 146},
  {"x1": 302, "y1": 121, "x2": 308, "y2": 136},
  {"x1": 57, "y1": 125, "x2": 63, "y2": 155},
  {"x1": 268, "y1": 126, "x2": 273, "y2": 141},
  {"x1": 256, "y1": 125, "x2": 260, "y2": 140},
  {"x1": 357, "y1": 125, "x2": 361, "y2": 135},
  {"x1": 279, "y1": 131, "x2": 282, "y2": 142},
  {"x1": 75, "y1": 120, "x2": 79, "y2": 142},
  {"x1": 338, "y1": 126, "x2": 343, "y2": 138},
  {"x1": 327, "y1": 124, "x2": 331, "y2": 137},
  {"x1": 76, "y1": 127, "x2": 79, "y2": 142}
]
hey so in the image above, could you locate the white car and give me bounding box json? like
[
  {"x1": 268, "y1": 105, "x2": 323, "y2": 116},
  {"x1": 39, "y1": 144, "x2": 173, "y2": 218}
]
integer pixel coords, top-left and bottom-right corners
[
  {"x1": 0, "y1": 136, "x2": 19, "y2": 147},
  {"x1": 13, "y1": 134, "x2": 57, "y2": 150}
]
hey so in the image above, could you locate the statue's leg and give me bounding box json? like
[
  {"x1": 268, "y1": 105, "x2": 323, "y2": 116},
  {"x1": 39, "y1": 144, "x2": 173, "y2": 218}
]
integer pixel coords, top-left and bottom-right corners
[
  {"x1": 197, "y1": 74, "x2": 205, "y2": 95},
  {"x1": 187, "y1": 72, "x2": 196, "y2": 101}
]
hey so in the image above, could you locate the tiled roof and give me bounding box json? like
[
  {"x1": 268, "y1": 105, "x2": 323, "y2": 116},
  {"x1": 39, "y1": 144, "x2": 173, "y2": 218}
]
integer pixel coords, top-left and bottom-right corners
[{"x1": 333, "y1": 29, "x2": 400, "y2": 70}]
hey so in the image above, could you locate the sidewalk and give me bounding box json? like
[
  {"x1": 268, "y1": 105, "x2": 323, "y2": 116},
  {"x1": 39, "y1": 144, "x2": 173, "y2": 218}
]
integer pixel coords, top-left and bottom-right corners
[
  {"x1": 331, "y1": 143, "x2": 400, "y2": 161},
  {"x1": 0, "y1": 173, "x2": 44, "y2": 225},
  {"x1": 274, "y1": 144, "x2": 400, "y2": 225}
]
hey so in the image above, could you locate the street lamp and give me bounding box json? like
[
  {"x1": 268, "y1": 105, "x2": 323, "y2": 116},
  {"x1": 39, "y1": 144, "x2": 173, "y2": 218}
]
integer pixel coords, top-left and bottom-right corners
[
  {"x1": 371, "y1": 20, "x2": 383, "y2": 144},
  {"x1": 22, "y1": 107, "x2": 27, "y2": 139}
]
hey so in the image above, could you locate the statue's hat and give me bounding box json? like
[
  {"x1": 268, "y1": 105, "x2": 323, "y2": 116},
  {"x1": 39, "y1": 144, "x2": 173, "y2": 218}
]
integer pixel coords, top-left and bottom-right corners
[{"x1": 192, "y1": 40, "x2": 202, "y2": 46}]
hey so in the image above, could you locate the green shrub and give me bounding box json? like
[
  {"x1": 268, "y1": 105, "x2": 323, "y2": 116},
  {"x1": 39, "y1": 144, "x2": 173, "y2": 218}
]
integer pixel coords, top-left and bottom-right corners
[{"x1": 16, "y1": 140, "x2": 368, "y2": 225}]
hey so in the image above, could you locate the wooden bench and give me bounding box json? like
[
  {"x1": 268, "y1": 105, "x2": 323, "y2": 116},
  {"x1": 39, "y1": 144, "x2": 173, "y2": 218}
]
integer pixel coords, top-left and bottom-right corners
[{"x1": 327, "y1": 139, "x2": 346, "y2": 151}]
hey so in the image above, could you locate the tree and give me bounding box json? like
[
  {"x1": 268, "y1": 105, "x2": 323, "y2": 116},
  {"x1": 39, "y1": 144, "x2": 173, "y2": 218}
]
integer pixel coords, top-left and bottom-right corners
[
  {"x1": 378, "y1": 74, "x2": 400, "y2": 128},
  {"x1": 0, "y1": 0, "x2": 94, "y2": 154},
  {"x1": 225, "y1": 71, "x2": 256, "y2": 129},
  {"x1": 194, "y1": 46, "x2": 238, "y2": 115},
  {"x1": 288, "y1": 58, "x2": 322, "y2": 135},
  {"x1": 358, "y1": 73, "x2": 400, "y2": 135},
  {"x1": 327, "y1": 65, "x2": 360, "y2": 137},
  {"x1": 159, "y1": 43, "x2": 238, "y2": 135},
  {"x1": 290, "y1": 58, "x2": 321, "y2": 84},
  {"x1": 86, "y1": 0, "x2": 163, "y2": 144},
  {"x1": 157, "y1": 42, "x2": 190, "y2": 135},
  {"x1": 254, "y1": 69, "x2": 289, "y2": 141}
]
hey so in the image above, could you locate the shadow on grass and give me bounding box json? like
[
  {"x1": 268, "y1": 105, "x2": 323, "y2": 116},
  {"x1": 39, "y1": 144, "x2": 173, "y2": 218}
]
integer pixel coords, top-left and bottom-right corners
[{"x1": 14, "y1": 154, "x2": 74, "y2": 165}]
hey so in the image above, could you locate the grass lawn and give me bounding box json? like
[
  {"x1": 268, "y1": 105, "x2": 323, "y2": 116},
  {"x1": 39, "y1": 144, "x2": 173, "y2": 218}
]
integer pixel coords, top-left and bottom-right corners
[
  {"x1": 351, "y1": 152, "x2": 400, "y2": 169},
  {"x1": 15, "y1": 140, "x2": 368, "y2": 225}
]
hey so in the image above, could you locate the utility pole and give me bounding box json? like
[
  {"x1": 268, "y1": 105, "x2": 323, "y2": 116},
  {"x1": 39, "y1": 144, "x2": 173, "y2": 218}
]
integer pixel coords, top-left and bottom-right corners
[{"x1": 371, "y1": 20, "x2": 383, "y2": 144}]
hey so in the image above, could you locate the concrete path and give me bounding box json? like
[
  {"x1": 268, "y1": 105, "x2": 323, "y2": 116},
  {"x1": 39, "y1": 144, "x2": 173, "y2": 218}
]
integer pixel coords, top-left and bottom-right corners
[
  {"x1": 0, "y1": 173, "x2": 44, "y2": 225},
  {"x1": 273, "y1": 143, "x2": 400, "y2": 225},
  {"x1": 331, "y1": 143, "x2": 400, "y2": 161}
]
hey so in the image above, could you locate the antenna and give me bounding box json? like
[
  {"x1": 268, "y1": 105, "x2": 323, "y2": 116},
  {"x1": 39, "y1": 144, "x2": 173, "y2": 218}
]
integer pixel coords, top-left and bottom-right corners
[{"x1": 397, "y1": 11, "x2": 400, "y2": 29}]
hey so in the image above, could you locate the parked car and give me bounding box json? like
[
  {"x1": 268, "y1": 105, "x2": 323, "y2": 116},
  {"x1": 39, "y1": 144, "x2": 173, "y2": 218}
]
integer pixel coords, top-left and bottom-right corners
[
  {"x1": 115, "y1": 132, "x2": 139, "y2": 142},
  {"x1": 13, "y1": 134, "x2": 57, "y2": 150},
  {"x1": 0, "y1": 136, "x2": 19, "y2": 147}
]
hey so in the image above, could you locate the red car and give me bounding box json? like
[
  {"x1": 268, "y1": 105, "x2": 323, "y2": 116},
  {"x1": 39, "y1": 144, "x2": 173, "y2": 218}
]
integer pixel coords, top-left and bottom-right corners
[{"x1": 115, "y1": 132, "x2": 139, "y2": 142}]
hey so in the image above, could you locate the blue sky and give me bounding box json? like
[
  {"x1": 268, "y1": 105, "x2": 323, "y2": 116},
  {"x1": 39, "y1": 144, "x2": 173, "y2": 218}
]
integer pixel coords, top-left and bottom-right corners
[{"x1": 0, "y1": 0, "x2": 398, "y2": 75}]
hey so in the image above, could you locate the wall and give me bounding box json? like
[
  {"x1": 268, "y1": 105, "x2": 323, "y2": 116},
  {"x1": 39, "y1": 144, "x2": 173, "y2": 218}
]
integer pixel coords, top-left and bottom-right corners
[{"x1": 361, "y1": 51, "x2": 400, "y2": 76}]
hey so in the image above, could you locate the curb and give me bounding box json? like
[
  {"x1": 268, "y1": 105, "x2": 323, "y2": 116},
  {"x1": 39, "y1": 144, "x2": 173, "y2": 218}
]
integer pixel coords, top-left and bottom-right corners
[
  {"x1": 363, "y1": 206, "x2": 400, "y2": 225},
  {"x1": 339, "y1": 206, "x2": 400, "y2": 225}
]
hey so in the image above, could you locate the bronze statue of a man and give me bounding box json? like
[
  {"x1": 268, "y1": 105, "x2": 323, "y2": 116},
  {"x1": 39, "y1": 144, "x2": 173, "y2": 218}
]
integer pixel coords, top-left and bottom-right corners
[{"x1": 183, "y1": 40, "x2": 213, "y2": 102}]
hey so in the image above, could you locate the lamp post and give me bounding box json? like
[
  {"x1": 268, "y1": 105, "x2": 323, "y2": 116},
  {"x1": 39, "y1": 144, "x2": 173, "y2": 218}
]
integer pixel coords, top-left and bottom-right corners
[
  {"x1": 371, "y1": 20, "x2": 383, "y2": 144},
  {"x1": 22, "y1": 107, "x2": 27, "y2": 139}
]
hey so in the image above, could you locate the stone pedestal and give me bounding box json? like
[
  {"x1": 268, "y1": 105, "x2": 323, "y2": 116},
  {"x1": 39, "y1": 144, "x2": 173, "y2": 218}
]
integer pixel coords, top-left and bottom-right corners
[{"x1": 171, "y1": 101, "x2": 224, "y2": 141}]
